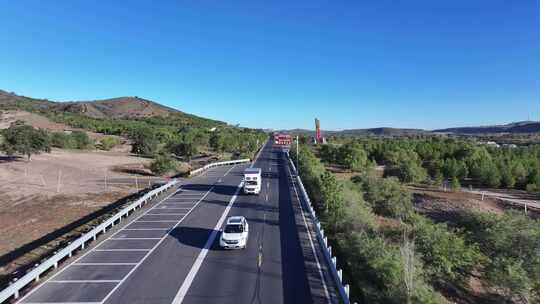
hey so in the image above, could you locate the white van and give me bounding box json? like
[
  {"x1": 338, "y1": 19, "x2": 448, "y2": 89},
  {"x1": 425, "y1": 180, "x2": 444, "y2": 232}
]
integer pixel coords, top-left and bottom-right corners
[{"x1": 243, "y1": 167, "x2": 261, "y2": 195}]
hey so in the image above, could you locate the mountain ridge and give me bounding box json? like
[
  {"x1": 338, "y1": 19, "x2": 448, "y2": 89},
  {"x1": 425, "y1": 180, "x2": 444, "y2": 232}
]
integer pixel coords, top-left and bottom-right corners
[
  {"x1": 0, "y1": 89, "x2": 224, "y2": 125},
  {"x1": 286, "y1": 121, "x2": 540, "y2": 136},
  {"x1": 433, "y1": 121, "x2": 540, "y2": 134}
]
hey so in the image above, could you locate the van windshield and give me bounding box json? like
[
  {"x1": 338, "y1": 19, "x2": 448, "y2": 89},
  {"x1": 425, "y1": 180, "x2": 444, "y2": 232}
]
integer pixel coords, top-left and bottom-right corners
[
  {"x1": 246, "y1": 181, "x2": 258, "y2": 186},
  {"x1": 224, "y1": 224, "x2": 243, "y2": 233}
]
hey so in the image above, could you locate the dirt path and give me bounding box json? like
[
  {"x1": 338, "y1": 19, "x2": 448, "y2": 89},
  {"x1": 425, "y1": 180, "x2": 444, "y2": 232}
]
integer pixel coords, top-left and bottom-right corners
[{"x1": 463, "y1": 188, "x2": 540, "y2": 211}]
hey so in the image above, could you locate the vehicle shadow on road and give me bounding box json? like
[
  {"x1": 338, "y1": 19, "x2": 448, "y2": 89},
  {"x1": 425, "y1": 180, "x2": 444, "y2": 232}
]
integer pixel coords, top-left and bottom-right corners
[
  {"x1": 170, "y1": 226, "x2": 223, "y2": 251},
  {"x1": 180, "y1": 184, "x2": 238, "y2": 196},
  {"x1": 204, "y1": 199, "x2": 279, "y2": 213}
]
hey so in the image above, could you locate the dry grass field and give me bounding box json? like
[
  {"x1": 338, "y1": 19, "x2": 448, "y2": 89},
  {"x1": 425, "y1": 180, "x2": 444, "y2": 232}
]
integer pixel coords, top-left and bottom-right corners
[{"x1": 0, "y1": 149, "x2": 162, "y2": 275}]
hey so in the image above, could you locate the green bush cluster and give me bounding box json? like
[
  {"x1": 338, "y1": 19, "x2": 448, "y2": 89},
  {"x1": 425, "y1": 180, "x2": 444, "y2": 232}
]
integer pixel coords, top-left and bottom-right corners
[
  {"x1": 352, "y1": 174, "x2": 414, "y2": 220},
  {"x1": 38, "y1": 111, "x2": 267, "y2": 160},
  {"x1": 458, "y1": 211, "x2": 540, "y2": 302},
  {"x1": 297, "y1": 139, "x2": 540, "y2": 302},
  {"x1": 1, "y1": 123, "x2": 51, "y2": 160},
  {"x1": 150, "y1": 154, "x2": 177, "y2": 175},
  {"x1": 50, "y1": 131, "x2": 92, "y2": 149},
  {"x1": 321, "y1": 137, "x2": 540, "y2": 190},
  {"x1": 319, "y1": 142, "x2": 372, "y2": 172},
  {"x1": 97, "y1": 136, "x2": 120, "y2": 151},
  {"x1": 291, "y1": 145, "x2": 455, "y2": 303}
]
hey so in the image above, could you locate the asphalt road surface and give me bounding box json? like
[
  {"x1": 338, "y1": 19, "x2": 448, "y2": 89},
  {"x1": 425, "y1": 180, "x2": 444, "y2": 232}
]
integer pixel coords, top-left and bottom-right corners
[{"x1": 17, "y1": 140, "x2": 339, "y2": 304}]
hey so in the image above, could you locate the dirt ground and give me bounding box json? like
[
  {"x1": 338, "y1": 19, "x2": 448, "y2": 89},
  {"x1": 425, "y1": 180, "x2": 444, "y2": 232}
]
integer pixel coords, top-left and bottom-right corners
[
  {"x1": 0, "y1": 149, "x2": 159, "y2": 266},
  {"x1": 410, "y1": 186, "x2": 506, "y2": 222},
  {"x1": 410, "y1": 185, "x2": 540, "y2": 223},
  {"x1": 0, "y1": 110, "x2": 68, "y2": 131}
]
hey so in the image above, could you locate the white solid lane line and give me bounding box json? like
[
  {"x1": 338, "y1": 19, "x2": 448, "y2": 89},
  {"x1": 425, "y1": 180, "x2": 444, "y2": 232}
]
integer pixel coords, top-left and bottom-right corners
[
  {"x1": 16, "y1": 165, "x2": 234, "y2": 304},
  {"x1": 17, "y1": 165, "x2": 236, "y2": 304},
  {"x1": 171, "y1": 181, "x2": 243, "y2": 304},
  {"x1": 172, "y1": 142, "x2": 266, "y2": 304},
  {"x1": 15, "y1": 185, "x2": 184, "y2": 303},
  {"x1": 98, "y1": 171, "x2": 229, "y2": 304},
  {"x1": 99, "y1": 164, "x2": 240, "y2": 304}
]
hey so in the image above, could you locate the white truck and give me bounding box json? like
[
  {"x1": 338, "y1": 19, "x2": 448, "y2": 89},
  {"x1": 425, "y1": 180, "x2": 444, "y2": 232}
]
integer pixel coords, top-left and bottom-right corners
[{"x1": 243, "y1": 167, "x2": 261, "y2": 195}]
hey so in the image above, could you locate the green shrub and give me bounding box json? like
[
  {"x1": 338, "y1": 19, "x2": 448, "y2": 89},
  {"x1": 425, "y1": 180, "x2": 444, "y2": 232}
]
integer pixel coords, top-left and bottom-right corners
[
  {"x1": 526, "y1": 183, "x2": 537, "y2": 193},
  {"x1": 352, "y1": 174, "x2": 414, "y2": 220},
  {"x1": 131, "y1": 127, "x2": 160, "y2": 155},
  {"x1": 486, "y1": 257, "x2": 533, "y2": 302},
  {"x1": 168, "y1": 141, "x2": 198, "y2": 161},
  {"x1": 339, "y1": 232, "x2": 445, "y2": 303},
  {"x1": 98, "y1": 136, "x2": 120, "y2": 151},
  {"x1": 1, "y1": 124, "x2": 51, "y2": 160},
  {"x1": 338, "y1": 142, "x2": 370, "y2": 172},
  {"x1": 71, "y1": 131, "x2": 92, "y2": 149},
  {"x1": 50, "y1": 132, "x2": 76, "y2": 149},
  {"x1": 150, "y1": 154, "x2": 177, "y2": 175},
  {"x1": 458, "y1": 211, "x2": 540, "y2": 302},
  {"x1": 411, "y1": 214, "x2": 483, "y2": 285},
  {"x1": 451, "y1": 176, "x2": 460, "y2": 191}
]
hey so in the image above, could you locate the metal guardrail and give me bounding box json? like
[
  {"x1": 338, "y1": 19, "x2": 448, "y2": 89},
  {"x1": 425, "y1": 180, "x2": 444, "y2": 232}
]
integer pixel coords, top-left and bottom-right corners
[
  {"x1": 189, "y1": 158, "x2": 251, "y2": 177},
  {"x1": 0, "y1": 178, "x2": 179, "y2": 303},
  {"x1": 0, "y1": 158, "x2": 252, "y2": 303},
  {"x1": 287, "y1": 154, "x2": 351, "y2": 304}
]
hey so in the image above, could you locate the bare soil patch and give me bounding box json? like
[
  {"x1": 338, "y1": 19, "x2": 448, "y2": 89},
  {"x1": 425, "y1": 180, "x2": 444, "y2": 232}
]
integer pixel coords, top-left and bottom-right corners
[
  {"x1": 0, "y1": 149, "x2": 158, "y2": 274},
  {"x1": 410, "y1": 186, "x2": 505, "y2": 223}
]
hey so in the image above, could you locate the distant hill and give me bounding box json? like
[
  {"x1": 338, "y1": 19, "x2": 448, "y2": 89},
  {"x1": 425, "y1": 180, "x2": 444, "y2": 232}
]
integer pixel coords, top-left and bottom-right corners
[
  {"x1": 333, "y1": 127, "x2": 428, "y2": 137},
  {"x1": 287, "y1": 121, "x2": 540, "y2": 137},
  {"x1": 434, "y1": 121, "x2": 540, "y2": 134},
  {"x1": 287, "y1": 127, "x2": 428, "y2": 137},
  {"x1": 0, "y1": 89, "x2": 224, "y2": 125}
]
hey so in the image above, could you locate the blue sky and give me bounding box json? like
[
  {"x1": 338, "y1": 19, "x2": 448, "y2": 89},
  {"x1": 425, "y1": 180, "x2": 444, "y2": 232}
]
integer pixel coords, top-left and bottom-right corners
[{"x1": 1, "y1": 1, "x2": 539, "y2": 130}]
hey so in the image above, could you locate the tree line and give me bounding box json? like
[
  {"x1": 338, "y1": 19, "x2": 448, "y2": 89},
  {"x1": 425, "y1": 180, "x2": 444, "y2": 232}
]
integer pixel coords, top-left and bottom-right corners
[
  {"x1": 0, "y1": 122, "x2": 125, "y2": 161},
  {"x1": 1, "y1": 121, "x2": 266, "y2": 176},
  {"x1": 317, "y1": 137, "x2": 540, "y2": 192},
  {"x1": 292, "y1": 144, "x2": 540, "y2": 303}
]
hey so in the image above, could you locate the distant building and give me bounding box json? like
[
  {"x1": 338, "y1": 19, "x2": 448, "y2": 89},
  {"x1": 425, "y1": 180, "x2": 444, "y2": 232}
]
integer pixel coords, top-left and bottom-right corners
[{"x1": 479, "y1": 141, "x2": 501, "y2": 148}]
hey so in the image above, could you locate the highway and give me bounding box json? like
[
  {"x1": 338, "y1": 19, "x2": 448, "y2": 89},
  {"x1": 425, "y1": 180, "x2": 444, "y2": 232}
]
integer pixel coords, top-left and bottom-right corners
[{"x1": 17, "y1": 140, "x2": 339, "y2": 304}]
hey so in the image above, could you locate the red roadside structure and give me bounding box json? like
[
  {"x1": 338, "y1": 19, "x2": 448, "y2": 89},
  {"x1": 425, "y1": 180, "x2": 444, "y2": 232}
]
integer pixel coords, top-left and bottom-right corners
[{"x1": 315, "y1": 118, "x2": 321, "y2": 144}]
